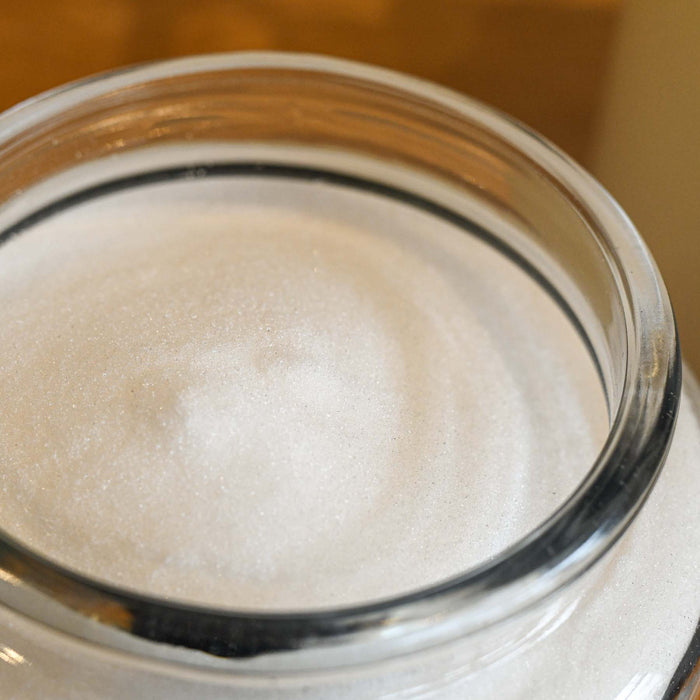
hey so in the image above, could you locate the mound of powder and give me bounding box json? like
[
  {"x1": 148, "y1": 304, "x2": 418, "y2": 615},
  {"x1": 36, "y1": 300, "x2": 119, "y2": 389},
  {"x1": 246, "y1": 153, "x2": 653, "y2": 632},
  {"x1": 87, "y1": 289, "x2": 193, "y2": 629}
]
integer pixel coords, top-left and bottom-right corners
[{"x1": 0, "y1": 177, "x2": 607, "y2": 609}]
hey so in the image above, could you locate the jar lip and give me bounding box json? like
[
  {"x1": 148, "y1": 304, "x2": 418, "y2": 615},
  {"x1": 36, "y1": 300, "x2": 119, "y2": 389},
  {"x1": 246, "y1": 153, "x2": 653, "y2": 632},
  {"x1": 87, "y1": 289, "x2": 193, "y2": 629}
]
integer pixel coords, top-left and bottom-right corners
[{"x1": 0, "y1": 52, "x2": 681, "y2": 672}]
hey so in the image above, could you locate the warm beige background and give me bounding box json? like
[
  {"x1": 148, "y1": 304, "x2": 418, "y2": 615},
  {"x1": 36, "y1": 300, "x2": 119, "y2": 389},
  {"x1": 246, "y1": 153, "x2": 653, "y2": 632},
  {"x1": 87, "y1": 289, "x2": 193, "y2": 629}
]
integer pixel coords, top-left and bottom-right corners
[
  {"x1": 1, "y1": 0, "x2": 697, "y2": 367},
  {"x1": 0, "y1": 0, "x2": 619, "y2": 162}
]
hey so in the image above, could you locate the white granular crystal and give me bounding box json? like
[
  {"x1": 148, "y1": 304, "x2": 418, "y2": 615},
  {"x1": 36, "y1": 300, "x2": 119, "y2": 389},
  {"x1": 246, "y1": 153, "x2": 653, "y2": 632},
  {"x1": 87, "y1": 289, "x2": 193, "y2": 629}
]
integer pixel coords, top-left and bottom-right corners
[
  {"x1": 0, "y1": 177, "x2": 606, "y2": 609},
  {"x1": 0, "y1": 176, "x2": 698, "y2": 700}
]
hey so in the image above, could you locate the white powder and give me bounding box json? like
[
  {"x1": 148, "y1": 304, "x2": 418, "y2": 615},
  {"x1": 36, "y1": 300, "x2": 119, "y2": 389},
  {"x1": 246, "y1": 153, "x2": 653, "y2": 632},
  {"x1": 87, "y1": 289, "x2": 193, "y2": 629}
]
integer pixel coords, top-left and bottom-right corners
[
  {"x1": 0, "y1": 176, "x2": 607, "y2": 609},
  {"x1": 1, "y1": 175, "x2": 698, "y2": 700}
]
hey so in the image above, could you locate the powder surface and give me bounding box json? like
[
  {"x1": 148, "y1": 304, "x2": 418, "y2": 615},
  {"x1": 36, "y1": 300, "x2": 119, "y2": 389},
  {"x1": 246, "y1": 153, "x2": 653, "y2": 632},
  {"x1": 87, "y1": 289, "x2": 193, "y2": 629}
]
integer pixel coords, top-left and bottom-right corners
[{"x1": 0, "y1": 177, "x2": 607, "y2": 609}]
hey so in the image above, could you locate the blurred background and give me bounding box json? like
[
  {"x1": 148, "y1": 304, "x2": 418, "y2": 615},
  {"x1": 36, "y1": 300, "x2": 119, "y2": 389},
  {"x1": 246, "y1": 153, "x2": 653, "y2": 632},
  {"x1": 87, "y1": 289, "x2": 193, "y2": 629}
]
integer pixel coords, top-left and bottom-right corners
[{"x1": 1, "y1": 0, "x2": 697, "y2": 368}]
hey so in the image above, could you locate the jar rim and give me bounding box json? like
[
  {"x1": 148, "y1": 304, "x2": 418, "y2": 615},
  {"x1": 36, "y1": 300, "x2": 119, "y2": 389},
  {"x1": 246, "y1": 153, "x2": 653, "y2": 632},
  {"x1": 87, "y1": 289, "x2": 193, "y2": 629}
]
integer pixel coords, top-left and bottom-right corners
[{"x1": 0, "y1": 52, "x2": 681, "y2": 674}]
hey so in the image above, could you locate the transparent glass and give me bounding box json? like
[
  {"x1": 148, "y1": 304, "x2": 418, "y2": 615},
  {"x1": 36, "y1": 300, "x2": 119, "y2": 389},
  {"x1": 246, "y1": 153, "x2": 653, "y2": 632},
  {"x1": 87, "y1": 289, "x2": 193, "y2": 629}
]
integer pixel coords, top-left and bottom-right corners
[{"x1": 0, "y1": 53, "x2": 697, "y2": 699}]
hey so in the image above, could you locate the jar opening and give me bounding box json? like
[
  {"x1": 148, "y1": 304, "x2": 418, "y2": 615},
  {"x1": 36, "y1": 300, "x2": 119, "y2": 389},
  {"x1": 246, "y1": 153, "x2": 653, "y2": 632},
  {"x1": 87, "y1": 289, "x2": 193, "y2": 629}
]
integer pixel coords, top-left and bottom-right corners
[{"x1": 0, "y1": 52, "x2": 680, "y2": 673}]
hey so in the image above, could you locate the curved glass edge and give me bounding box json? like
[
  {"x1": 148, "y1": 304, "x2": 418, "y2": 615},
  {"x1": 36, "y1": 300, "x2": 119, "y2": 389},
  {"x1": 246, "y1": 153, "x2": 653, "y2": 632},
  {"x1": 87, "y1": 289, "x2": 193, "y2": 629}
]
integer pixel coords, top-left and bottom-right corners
[{"x1": 661, "y1": 367, "x2": 700, "y2": 700}]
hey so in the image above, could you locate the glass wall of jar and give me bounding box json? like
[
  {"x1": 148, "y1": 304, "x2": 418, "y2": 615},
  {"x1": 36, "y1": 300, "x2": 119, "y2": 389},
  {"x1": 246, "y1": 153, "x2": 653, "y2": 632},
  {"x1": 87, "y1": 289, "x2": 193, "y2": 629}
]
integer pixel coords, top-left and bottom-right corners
[{"x1": 0, "y1": 54, "x2": 697, "y2": 699}]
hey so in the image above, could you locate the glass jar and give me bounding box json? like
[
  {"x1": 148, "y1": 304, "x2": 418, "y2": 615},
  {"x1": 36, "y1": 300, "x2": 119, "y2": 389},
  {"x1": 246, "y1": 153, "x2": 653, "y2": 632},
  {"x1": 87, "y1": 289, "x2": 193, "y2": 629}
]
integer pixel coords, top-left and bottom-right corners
[{"x1": 0, "y1": 53, "x2": 697, "y2": 699}]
